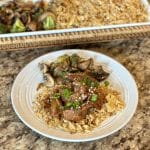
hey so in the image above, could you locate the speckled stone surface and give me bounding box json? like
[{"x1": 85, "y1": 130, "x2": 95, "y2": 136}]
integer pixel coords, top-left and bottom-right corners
[{"x1": 0, "y1": 38, "x2": 150, "y2": 150}]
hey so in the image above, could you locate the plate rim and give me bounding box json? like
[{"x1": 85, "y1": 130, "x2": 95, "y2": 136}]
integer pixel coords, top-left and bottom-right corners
[{"x1": 11, "y1": 49, "x2": 138, "y2": 142}]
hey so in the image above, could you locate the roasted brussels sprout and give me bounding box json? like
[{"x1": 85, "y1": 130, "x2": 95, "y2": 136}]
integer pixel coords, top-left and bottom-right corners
[
  {"x1": 70, "y1": 54, "x2": 80, "y2": 68},
  {"x1": 0, "y1": 23, "x2": 7, "y2": 34},
  {"x1": 11, "y1": 18, "x2": 26, "y2": 33},
  {"x1": 43, "y1": 16, "x2": 55, "y2": 30}
]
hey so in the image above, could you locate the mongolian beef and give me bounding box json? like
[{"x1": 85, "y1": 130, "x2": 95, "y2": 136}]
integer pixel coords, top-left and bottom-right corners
[
  {"x1": 33, "y1": 54, "x2": 125, "y2": 133},
  {"x1": 0, "y1": 0, "x2": 148, "y2": 33}
]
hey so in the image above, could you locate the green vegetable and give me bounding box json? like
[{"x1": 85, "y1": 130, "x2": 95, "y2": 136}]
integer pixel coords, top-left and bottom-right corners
[
  {"x1": 72, "y1": 101, "x2": 81, "y2": 109},
  {"x1": 43, "y1": 16, "x2": 55, "y2": 30},
  {"x1": 11, "y1": 18, "x2": 26, "y2": 33},
  {"x1": 82, "y1": 76, "x2": 98, "y2": 87},
  {"x1": 53, "y1": 93, "x2": 61, "y2": 99},
  {"x1": 90, "y1": 81, "x2": 99, "y2": 87},
  {"x1": 63, "y1": 88, "x2": 72, "y2": 99},
  {"x1": 70, "y1": 54, "x2": 79, "y2": 67},
  {"x1": 33, "y1": 8, "x2": 44, "y2": 20},
  {"x1": 104, "y1": 81, "x2": 110, "y2": 87},
  {"x1": 57, "y1": 54, "x2": 70, "y2": 63},
  {"x1": 82, "y1": 76, "x2": 90, "y2": 86},
  {"x1": 0, "y1": 23, "x2": 6, "y2": 34},
  {"x1": 65, "y1": 102, "x2": 73, "y2": 108},
  {"x1": 65, "y1": 101, "x2": 81, "y2": 109},
  {"x1": 59, "y1": 71, "x2": 67, "y2": 78},
  {"x1": 90, "y1": 94, "x2": 98, "y2": 102}
]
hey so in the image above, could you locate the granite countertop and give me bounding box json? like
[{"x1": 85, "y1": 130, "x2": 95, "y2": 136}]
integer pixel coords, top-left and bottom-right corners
[{"x1": 0, "y1": 38, "x2": 150, "y2": 150}]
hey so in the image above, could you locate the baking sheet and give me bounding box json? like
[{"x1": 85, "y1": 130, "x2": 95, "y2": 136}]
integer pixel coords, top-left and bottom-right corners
[{"x1": 0, "y1": 0, "x2": 149, "y2": 38}]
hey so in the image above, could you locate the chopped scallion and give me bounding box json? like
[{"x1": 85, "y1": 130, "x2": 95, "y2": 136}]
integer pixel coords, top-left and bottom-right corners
[
  {"x1": 63, "y1": 88, "x2": 72, "y2": 99},
  {"x1": 90, "y1": 94, "x2": 98, "y2": 102},
  {"x1": 104, "y1": 81, "x2": 110, "y2": 87},
  {"x1": 53, "y1": 93, "x2": 61, "y2": 99}
]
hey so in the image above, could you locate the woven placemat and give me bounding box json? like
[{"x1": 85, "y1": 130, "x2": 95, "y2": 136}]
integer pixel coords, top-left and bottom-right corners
[{"x1": 0, "y1": 25, "x2": 150, "y2": 51}]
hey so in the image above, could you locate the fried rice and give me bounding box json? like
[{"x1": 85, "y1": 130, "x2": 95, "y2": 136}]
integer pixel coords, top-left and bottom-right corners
[
  {"x1": 49, "y1": 0, "x2": 148, "y2": 29},
  {"x1": 33, "y1": 85, "x2": 125, "y2": 133}
]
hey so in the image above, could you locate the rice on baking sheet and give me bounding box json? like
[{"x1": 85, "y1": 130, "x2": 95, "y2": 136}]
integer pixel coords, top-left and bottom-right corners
[{"x1": 49, "y1": 0, "x2": 148, "y2": 29}]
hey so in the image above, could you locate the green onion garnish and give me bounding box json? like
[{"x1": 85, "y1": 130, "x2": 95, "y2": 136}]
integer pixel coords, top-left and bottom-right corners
[
  {"x1": 82, "y1": 76, "x2": 98, "y2": 87},
  {"x1": 90, "y1": 94, "x2": 98, "y2": 102},
  {"x1": 65, "y1": 102, "x2": 73, "y2": 108},
  {"x1": 65, "y1": 101, "x2": 82, "y2": 109},
  {"x1": 63, "y1": 88, "x2": 72, "y2": 99},
  {"x1": 104, "y1": 81, "x2": 110, "y2": 87},
  {"x1": 53, "y1": 93, "x2": 61, "y2": 99}
]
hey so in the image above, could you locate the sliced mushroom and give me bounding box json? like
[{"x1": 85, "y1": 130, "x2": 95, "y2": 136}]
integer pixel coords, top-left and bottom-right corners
[
  {"x1": 43, "y1": 73, "x2": 55, "y2": 87},
  {"x1": 16, "y1": 1, "x2": 33, "y2": 11},
  {"x1": 26, "y1": 15, "x2": 31, "y2": 24},
  {"x1": 88, "y1": 58, "x2": 94, "y2": 70},
  {"x1": 14, "y1": 12, "x2": 21, "y2": 18},
  {"x1": 39, "y1": 63, "x2": 49, "y2": 74},
  {"x1": 37, "y1": 68, "x2": 55, "y2": 89},
  {"x1": 89, "y1": 66, "x2": 109, "y2": 81},
  {"x1": 37, "y1": 81, "x2": 54, "y2": 90},
  {"x1": 53, "y1": 66, "x2": 64, "y2": 77},
  {"x1": 27, "y1": 21, "x2": 37, "y2": 31},
  {"x1": 52, "y1": 62, "x2": 69, "y2": 77},
  {"x1": 8, "y1": 13, "x2": 15, "y2": 21},
  {"x1": 5, "y1": 8, "x2": 13, "y2": 14},
  {"x1": 78, "y1": 58, "x2": 92, "y2": 71},
  {"x1": 38, "y1": 12, "x2": 54, "y2": 22}
]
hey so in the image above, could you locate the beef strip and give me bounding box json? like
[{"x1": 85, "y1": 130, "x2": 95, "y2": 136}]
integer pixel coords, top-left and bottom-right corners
[
  {"x1": 50, "y1": 99, "x2": 62, "y2": 117},
  {"x1": 63, "y1": 103, "x2": 92, "y2": 122}
]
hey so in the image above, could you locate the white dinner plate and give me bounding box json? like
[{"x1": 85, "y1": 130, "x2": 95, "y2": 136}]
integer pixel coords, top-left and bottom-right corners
[{"x1": 11, "y1": 49, "x2": 138, "y2": 142}]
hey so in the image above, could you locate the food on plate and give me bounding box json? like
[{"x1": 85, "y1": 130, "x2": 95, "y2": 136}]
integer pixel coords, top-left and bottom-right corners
[
  {"x1": 0, "y1": 0, "x2": 148, "y2": 33},
  {"x1": 33, "y1": 54, "x2": 125, "y2": 133}
]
